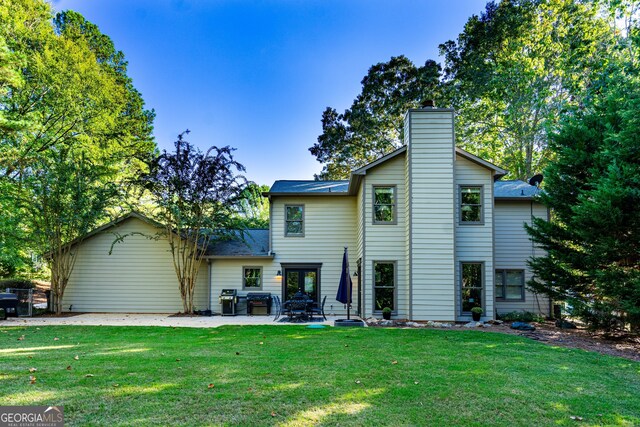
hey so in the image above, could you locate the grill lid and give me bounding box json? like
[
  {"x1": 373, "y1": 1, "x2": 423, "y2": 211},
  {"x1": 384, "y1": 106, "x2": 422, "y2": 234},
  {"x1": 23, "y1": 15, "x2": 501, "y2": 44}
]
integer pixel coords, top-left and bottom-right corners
[{"x1": 0, "y1": 293, "x2": 18, "y2": 301}]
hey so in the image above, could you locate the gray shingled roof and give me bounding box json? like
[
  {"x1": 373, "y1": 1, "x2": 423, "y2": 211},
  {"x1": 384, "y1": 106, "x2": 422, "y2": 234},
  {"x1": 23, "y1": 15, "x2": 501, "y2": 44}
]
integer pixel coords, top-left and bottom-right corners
[
  {"x1": 494, "y1": 180, "x2": 541, "y2": 199},
  {"x1": 268, "y1": 180, "x2": 349, "y2": 194},
  {"x1": 205, "y1": 229, "x2": 271, "y2": 257}
]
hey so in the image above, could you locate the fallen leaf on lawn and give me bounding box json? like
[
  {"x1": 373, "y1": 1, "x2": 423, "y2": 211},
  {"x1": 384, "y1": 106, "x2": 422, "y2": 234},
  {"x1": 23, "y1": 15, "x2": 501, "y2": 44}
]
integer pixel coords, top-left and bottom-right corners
[
  {"x1": 73, "y1": 355, "x2": 79, "y2": 360},
  {"x1": 113, "y1": 384, "x2": 119, "y2": 388},
  {"x1": 29, "y1": 368, "x2": 37, "y2": 373},
  {"x1": 18, "y1": 335, "x2": 25, "y2": 341},
  {"x1": 391, "y1": 360, "x2": 398, "y2": 365},
  {"x1": 27, "y1": 356, "x2": 33, "y2": 359},
  {"x1": 355, "y1": 380, "x2": 361, "y2": 384},
  {"x1": 208, "y1": 383, "x2": 215, "y2": 389},
  {"x1": 271, "y1": 412, "x2": 277, "y2": 417},
  {"x1": 85, "y1": 374, "x2": 94, "y2": 378},
  {"x1": 175, "y1": 359, "x2": 181, "y2": 362},
  {"x1": 259, "y1": 342, "x2": 264, "y2": 345},
  {"x1": 29, "y1": 375, "x2": 36, "y2": 384},
  {"x1": 414, "y1": 381, "x2": 419, "y2": 385},
  {"x1": 247, "y1": 387, "x2": 253, "y2": 391},
  {"x1": 54, "y1": 337, "x2": 59, "y2": 341},
  {"x1": 570, "y1": 416, "x2": 583, "y2": 421},
  {"x1": 66, "y1": 366, "x2": 72, "y2": 370}
]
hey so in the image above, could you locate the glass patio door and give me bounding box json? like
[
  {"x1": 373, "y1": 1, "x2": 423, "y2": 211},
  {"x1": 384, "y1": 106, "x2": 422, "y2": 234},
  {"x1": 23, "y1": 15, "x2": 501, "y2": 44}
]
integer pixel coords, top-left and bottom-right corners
[{"x1": 284, "y1": 269, "x2": 318, "y2": 303}]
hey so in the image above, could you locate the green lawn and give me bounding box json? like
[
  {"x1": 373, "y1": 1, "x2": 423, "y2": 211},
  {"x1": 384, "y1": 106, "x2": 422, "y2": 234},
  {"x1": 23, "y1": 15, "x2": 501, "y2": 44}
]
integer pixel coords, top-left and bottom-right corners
[{"x1": 1, "y1": 325, "x2": 638, "y2": 426}]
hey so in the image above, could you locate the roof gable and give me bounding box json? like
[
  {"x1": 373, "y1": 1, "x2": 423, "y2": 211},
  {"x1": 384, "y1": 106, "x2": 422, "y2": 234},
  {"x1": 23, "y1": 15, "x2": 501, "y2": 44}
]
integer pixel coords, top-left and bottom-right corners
[{"x1": 456, "y1": 148, "x2": 508, "y2": 178}]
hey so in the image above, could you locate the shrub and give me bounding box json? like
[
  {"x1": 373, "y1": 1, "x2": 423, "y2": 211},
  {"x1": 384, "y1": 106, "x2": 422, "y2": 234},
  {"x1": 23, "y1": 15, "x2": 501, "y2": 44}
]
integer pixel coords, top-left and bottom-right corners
[
  {"x1": 497, "y1": 311, "x2": 545, "y2": 323},
  {"x1": 0, "y1": 278, "x2": 36, "y2": 291}
]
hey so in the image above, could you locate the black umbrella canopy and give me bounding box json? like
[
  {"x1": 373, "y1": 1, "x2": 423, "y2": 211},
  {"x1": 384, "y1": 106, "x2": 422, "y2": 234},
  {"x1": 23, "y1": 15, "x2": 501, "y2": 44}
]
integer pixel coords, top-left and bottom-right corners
[{"x1": 336, "y1": 247, "x2": 352, "y2": 319}]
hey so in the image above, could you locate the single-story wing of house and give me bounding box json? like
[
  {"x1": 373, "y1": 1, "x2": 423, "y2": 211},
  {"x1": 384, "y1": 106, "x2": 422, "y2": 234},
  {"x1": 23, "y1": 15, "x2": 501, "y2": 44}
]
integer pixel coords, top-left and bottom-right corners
[{"x1": 59, "y1": 106, "x2": 550, "y2": 321}]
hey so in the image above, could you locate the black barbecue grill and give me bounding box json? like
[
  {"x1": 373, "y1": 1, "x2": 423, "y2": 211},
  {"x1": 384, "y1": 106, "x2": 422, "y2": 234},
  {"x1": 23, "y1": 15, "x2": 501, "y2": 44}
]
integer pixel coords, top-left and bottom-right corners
[
  {"x1": 246, "y1": 292, "x2": 272, "y2": 316},
  {"x1": 219, "y1": 289, "x2": 238, "y2": 316},
  {"x1": 0, "y1": 293, "x2": 19, "y2": 320}
]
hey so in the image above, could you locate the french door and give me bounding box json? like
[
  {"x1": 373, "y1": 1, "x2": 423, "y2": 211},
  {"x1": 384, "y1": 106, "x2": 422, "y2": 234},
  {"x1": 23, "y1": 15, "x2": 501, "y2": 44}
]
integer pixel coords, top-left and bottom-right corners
[{"x1": 284, "y1": 268, "x2": 319, "y2": 303}]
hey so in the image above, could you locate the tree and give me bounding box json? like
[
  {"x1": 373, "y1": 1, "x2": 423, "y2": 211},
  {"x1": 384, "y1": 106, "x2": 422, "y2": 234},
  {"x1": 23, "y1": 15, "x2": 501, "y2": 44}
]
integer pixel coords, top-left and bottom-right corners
[
  {"x1": 22, "y1": 150, "x2": 118, "y2": 314},
  {"x1": 235, "y1": 183, "x2": 270, "y2": 229},
  {"x1": 138, "y1": 132, "x2": 247, "y2": 313},
  {"x1": 440, "y1": 0, "x2": 612, "y2": 179},
  {"x1": 0, "y1": 0, "x2": 155, "y2": 283},
  {"x1": 526, "y1": 58, "x2": 640, "y2": 331},
  {"x1": 309, "y1": 56, "x2": 442, "y2": 179}
]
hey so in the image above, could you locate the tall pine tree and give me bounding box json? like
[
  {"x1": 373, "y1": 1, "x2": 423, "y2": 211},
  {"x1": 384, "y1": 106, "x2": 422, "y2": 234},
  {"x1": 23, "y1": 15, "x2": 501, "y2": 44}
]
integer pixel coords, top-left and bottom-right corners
[{"x1": 526, "y1": 60, "x2": 640, "y2": 331}]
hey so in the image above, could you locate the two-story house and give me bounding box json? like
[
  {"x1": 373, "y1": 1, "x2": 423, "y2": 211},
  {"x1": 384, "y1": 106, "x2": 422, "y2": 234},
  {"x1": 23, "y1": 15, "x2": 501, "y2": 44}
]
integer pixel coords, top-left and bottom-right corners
[{"x1": 60, "y1": 106, "x2": 550, "y2": 321}]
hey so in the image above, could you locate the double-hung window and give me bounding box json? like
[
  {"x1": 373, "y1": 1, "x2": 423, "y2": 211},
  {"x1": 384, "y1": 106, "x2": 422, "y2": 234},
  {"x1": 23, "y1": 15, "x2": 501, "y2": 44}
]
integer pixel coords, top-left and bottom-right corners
[
  {"x1": 374, "y1": 261, "x2": 395, "y2": 311},
  {"x1": 243, "y1": 267, "x2": 262, "y2": 290},
  {"x1": 460, "y1": 186, "x2": 483, "y2": 223},
  {"x1": 285, "y1": 205, "x2": 304, "y2": 236},
  {"x1": 495, "y1": 270, "x2": 525, "y2": 301},
  {"x1": 373, "y1": 186, "x2": 397, "y2": 224},
  {"x1": 461, "y1": 262, "x2": 483, "y2": 312}
]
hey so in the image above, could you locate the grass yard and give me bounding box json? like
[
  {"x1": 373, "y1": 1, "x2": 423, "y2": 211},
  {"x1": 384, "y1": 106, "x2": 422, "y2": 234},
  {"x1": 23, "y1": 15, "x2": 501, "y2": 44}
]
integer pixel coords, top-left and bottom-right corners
[{"x1": 1, "y1": 325, "x2": 639, "y2": 426}]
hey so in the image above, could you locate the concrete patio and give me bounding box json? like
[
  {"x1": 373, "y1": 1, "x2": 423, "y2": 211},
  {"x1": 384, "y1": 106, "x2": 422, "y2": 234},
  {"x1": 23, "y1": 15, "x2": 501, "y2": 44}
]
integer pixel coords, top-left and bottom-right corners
[{"x1": 1, "y1": 313, "x2": 358, "y2": 328}]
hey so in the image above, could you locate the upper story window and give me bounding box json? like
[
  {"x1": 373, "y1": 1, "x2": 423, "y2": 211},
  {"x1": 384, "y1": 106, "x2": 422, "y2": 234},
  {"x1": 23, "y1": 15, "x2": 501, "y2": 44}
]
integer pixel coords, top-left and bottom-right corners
[
  {"x1": 373, "y1": 186, "x2": 397, "y2": 224},
  {"x1": 460, "y1": 186, "x2": 483, "y2": 224},
  {"x1": 495, "y1": 269, "x2": 525, "y2": 301},
  {"x1": 243, "y1": 267, "x2": 262, "y2": 290},
  {"x1": 285, "y1": 205, "x2": 304, "y2": 236}
]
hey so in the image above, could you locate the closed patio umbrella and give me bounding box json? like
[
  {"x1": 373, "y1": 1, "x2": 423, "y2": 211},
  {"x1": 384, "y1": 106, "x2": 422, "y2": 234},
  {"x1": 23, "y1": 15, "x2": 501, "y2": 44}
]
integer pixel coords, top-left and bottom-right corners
[{"x1": 336, "y1": 247, "x2": 352, "y2": 320}]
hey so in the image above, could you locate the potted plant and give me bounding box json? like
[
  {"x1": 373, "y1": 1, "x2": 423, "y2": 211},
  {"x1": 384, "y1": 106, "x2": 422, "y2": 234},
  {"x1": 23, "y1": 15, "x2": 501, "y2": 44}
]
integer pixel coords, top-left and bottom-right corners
[
  {"x1": 471, "y1": 306, "x2": 483, "y2": 321},
  {"x1": 382, "y1": 307, "x2": 392, "y2": 320}
]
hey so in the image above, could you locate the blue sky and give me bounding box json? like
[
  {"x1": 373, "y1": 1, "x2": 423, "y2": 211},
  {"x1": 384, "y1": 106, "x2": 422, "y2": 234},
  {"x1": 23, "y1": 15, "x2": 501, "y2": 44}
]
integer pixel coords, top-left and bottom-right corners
[{"x1": 53, "y1": 0, "x2": 487, "y2": 185}]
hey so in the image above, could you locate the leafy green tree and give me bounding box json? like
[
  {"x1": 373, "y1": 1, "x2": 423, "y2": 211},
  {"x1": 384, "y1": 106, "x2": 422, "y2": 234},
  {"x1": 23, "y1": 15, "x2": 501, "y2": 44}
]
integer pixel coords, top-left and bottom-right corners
[
  {"x1": 235, "y1": 183, "x2": 270, "y2": 229},
  {"x1": 0, "y1": 0, "x2": 155, "y2": 284},
  {"x1": 21, "y1": 150, "x2": 119, "y2": 314},
  {"x1": 137, "y1": 132, "x2": 247, "y2": 313},
  {"x1": 440, "y1": 0, "x2": 612, "y2": 180},
  {"x1": 526, "y1": 59, "x2": 640, "y2": 331},
  {"x1": 310, "y1": 56, "x2": 442, "y2": 179}
]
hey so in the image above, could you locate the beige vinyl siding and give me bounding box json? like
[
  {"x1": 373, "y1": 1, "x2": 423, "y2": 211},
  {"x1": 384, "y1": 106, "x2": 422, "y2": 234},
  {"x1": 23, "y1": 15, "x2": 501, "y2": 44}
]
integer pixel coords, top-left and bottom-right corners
[
  {"x1": 209, "y1": 259, "x2": 280, "y2": 314},
  {"x1": 270, "y1": 196, "x2": 357, "y2": 316},
  {"x1": 455, "y1": 155, "x2": 495, "y2": 320},
  {"x1": 404, "y1": 118, "x2": 412, "y2": 319},
  {"x1": 356, "y1": 185, "x2": 364, "y2": 264},
  {"x1": 408, "y1": 109, "x2": 456, "y2": 321},
  {"x1": 63, "y1": 217, "x2": 208, "y2": 313},
  {"x1": 355, "y1": 184, "x2": 365, "y2": 315},
  {"x1": 362, "y1": 155, "x2": 408, "y2": 318},
  {"x1": 494, "y1": 201, "x2": 550, "y2": 315}
]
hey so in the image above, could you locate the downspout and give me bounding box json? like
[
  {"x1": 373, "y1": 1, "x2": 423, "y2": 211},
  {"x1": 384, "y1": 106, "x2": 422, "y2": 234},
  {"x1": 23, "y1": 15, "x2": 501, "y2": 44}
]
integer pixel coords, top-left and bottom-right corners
[{"x1": 207, "y1": 260, "x2": 212, "y2": 311}]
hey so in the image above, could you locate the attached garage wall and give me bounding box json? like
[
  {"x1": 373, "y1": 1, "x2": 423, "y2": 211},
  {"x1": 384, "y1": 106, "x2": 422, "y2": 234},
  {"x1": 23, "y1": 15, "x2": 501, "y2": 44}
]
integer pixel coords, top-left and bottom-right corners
[
  {"x1": 494, "y1": 201, "x2": 550, "y2": 316},
  {"x1": 62, "y1": 217, "x2": 208, "y2": 313}
]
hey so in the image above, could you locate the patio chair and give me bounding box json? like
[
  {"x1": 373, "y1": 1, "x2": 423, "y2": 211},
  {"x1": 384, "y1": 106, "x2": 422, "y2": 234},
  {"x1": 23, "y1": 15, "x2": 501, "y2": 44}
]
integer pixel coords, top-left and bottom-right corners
[
  {"x1": 309, "y1": 295, "x2": 327, "y2": 321},
  {"x1": 272, "y1": 296, "x2": 287, "y2": 321}
]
